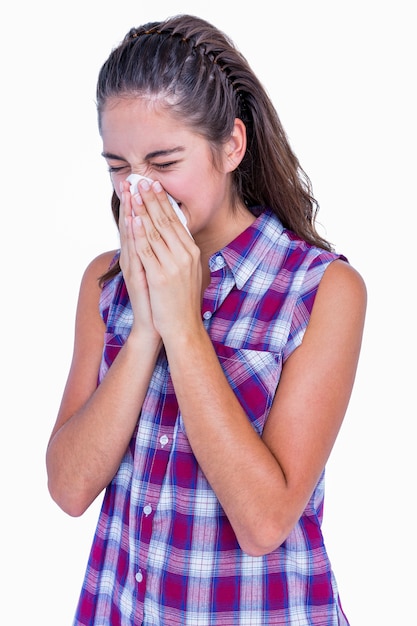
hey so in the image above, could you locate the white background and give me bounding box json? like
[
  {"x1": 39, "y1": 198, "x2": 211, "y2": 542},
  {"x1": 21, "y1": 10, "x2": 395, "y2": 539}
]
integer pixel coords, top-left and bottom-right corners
[{"x1": 1, "y1": 1, "x2": 415, "y2": 624}]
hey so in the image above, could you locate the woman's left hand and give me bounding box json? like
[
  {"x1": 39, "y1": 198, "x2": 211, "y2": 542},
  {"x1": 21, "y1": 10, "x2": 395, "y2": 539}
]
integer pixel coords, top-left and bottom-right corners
[{"x1": 129, "y1": 179, "x2": 203, "y2": 340}]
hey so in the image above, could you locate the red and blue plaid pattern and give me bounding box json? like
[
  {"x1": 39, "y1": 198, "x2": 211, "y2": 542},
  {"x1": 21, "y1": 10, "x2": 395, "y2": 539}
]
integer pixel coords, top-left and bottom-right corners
[{"x1": 74, "y1": 209, "x2": 349, "y2": 625}]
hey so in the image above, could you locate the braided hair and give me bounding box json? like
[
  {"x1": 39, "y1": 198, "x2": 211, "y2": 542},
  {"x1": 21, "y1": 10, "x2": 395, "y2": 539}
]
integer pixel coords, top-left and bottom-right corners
[{"x1": 97, "y1": 14, "x2": 331, "y2": 283}]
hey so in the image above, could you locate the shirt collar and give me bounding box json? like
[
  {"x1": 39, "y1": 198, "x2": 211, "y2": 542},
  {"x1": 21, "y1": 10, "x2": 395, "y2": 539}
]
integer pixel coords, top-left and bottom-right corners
[{"x1": 209, "y1": 209, "x2": 284, "y2": 290}]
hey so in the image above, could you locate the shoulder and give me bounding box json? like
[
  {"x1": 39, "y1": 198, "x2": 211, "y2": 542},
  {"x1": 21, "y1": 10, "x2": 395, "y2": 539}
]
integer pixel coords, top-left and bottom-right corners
[
  {"x1": 308, "y1": 259, "x2": 367, "y2": 341},
  {"x1": 81, "y1": 250, "x2": 119, "y2": 284},
  {"x1": 319, "y1": 259, "x2": 367, "y2": 306},
  {"x1": 76, "y1": 250, "x2": 119, "y2": 314}
]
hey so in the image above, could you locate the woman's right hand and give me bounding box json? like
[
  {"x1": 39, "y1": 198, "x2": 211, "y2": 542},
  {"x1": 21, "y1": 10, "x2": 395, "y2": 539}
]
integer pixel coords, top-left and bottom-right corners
[{"x1": 118, "y1": 181, "x2": 160, "y2": 343}]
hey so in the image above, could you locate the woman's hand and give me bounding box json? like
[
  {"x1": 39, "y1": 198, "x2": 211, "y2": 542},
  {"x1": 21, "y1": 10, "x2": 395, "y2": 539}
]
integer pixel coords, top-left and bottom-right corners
[
  {"x1": 118, "y1": 181, "x2": 160, "y2": 342},
  {"x1": 128, "y1": 179, "x2": 203, "y2": 341}
]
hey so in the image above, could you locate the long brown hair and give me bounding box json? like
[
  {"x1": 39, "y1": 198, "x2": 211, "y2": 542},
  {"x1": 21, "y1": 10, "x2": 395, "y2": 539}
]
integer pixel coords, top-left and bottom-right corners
[{"x1": 97, "y1": 14, "x2": 332, "y2": 284}]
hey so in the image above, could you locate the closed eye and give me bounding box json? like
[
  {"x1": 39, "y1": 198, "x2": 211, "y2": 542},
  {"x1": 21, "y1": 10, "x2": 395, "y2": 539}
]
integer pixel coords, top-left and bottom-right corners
[
  {"x1": 152, "y1": 161, "x2": 177, "y2": 170},
  {"x1": 107, "y1": 165, "x2": 130, "y2": 173}
]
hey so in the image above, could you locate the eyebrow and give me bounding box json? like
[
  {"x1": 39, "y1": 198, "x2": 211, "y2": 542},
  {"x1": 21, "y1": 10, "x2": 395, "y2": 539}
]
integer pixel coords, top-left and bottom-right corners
[{"x1": 101, "y1": 146, "x2": 186, "y2": 161}]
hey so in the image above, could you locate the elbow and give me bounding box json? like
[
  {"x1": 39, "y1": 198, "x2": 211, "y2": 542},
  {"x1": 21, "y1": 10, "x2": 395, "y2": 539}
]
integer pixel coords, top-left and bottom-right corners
[
  {"x1": 236, "y1": 517, "x2": 293, "y2": 557},
  {"x1": 47, "y1": 479, "x2": 90, "y2": 517},
  {"x1": 240, "y1": 538, "x2": 285, "y2": 559},
  {"x1": 46, "y1": 449, "x2": 97, "y2": 517},
  {"x1": 46, "y1": 465, "x2": 95, "y2": 517}
]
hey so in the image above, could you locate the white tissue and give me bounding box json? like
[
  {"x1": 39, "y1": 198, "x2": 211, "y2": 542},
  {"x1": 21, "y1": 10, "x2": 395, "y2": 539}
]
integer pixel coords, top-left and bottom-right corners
[{"x1": 126, "y1": 173, "x2": 191, "y2": 237}]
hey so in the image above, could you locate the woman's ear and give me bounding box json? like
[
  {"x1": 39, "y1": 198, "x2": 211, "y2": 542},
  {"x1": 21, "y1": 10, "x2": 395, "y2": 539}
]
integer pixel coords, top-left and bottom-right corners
[{"x1": 223, "y1": 118, "x2": 247, "y2": 172}]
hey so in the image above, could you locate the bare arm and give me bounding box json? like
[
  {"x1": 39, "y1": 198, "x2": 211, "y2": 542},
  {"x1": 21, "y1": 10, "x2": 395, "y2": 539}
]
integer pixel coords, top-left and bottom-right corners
[{"x1": 158, "y1": 259, "x2": 367, "y2": 555}]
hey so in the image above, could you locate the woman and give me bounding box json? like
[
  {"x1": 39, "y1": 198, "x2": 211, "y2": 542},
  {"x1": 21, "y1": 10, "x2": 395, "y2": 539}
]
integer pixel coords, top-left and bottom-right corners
[{"x1": 46, "y1": 14, "x2": 366, "y2": 625}]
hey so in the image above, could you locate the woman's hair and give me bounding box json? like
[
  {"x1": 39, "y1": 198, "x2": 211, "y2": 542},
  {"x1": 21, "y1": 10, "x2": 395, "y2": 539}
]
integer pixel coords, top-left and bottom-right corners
[{"x1": 97, "y1": 14, "x2": 332, "y2": 284}]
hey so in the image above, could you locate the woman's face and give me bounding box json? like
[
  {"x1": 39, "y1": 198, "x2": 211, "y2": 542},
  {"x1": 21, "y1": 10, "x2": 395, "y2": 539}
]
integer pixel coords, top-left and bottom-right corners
[{"x1": 100, "y1": 96, "x2": 238, "y2": 239}]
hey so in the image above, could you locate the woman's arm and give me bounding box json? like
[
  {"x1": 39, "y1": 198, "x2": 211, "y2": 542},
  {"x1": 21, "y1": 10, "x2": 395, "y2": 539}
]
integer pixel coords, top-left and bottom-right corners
[
  {"x1": 163, "y1": 260, "x2": 367, "y2": 556},
  {"x1": 46, "y1": 251, "x2": 161, "y2": 517}
]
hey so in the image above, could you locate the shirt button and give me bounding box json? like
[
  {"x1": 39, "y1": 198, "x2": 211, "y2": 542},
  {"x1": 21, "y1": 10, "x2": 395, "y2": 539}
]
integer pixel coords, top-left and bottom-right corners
[
  {"x1": 215, "y1": 255, "x2": 225, "y2": 268},
  {"x1": 203, "y1": 311, "x2": 212, "y2": 320},
  {"x1": 143, "y1": 504, "x2": 152, "y2": 516},
  {"x1": 135, "y1": 569, "x2": 143, "y2": 583},
  {"x1": 159, "y1": 434, "x2": 169, "y2": 447}
]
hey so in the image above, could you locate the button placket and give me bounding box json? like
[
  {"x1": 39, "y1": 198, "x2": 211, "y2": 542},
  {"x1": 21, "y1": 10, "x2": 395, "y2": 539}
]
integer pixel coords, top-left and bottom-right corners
[{"x1": 134, "y1": 426, "x2": 173, "y2": 596}]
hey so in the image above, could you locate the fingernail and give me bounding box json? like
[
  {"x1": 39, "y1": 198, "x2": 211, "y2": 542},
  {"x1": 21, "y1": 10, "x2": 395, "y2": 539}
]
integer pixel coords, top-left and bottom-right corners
[
  {"x1": 153, "y1": 181, "x2": 162, "y2": 192},
  {"x1": 139, "y1": 179, "x2": 150, "y2": 191},
  {"x1": 133, "y1": 193, "x2": 143, "y2": 205}
]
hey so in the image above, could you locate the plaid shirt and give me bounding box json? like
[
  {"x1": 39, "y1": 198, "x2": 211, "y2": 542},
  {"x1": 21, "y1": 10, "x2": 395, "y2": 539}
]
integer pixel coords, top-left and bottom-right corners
[{"x1": 74, "y1": 209, "x2": 349, "y2": 625}]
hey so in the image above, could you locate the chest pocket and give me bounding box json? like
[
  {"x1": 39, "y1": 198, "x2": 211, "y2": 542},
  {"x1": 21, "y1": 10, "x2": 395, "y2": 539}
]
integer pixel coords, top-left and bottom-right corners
[{"x1": 210, "y1": 341, "x2": 282, "y2": 435}]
